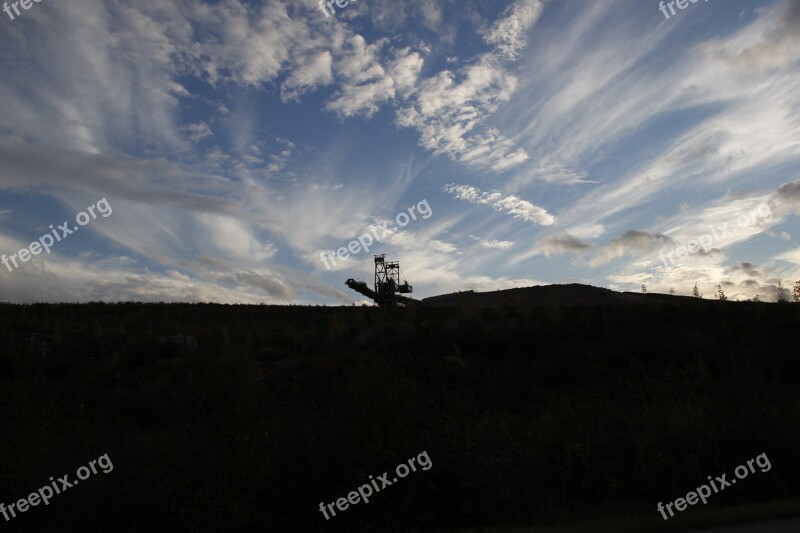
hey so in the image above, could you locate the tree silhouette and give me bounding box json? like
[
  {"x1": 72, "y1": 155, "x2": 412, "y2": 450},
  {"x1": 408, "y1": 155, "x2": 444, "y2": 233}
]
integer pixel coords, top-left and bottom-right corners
[
  {"x1": 692, "y1": 284, "x2": 702, "y2": 298},
  {"x1": 641, "y1": 284, "x2": 647, "y2": 294},
  {"x1": 794, "y1": 280, "x2": 800, "y2": 303},
  {"x1": 669, "y1": 288, "x2": 675, "y2": 295},
  {"x1": 716, "y1": 285, "x2": 727, "y2": 301},
  {"x1": 777, "y1": 281, "x2": 790, "y2": 303}
]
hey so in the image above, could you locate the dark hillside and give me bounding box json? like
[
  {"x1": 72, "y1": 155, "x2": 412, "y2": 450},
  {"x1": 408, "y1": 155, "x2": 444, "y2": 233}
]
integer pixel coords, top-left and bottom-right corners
[
  {"x1": 1, "y1": 294, "x2": 799, "y2": 531},
  {"x1": 422, "y1": 283, "x2": 713, "y2": 308}
]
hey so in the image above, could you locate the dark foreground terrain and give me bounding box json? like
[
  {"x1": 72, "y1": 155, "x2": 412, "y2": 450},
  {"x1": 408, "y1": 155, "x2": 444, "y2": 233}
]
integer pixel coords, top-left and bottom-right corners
[{"x1": 2, "y1": 290, "x2": 800, "y2": 531}]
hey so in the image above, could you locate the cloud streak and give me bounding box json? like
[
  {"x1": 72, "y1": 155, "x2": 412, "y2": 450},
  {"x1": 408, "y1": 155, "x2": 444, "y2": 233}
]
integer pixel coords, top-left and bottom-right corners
[{"x1": 444, "y1": 183, "x2": 556, "y2": 225}]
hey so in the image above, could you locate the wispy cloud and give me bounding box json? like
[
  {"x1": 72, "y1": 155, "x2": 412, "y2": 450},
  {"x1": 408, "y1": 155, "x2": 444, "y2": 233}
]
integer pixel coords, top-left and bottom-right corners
[
  {"x1": 181, "y1": 122, "x2": 214, "y2": 143},
  {"x1": 479, "y1": 239, "x2": 515, "y2": 249},
  {"x1": 444, "y1": 183, "x2": 556, "y2": 225}
]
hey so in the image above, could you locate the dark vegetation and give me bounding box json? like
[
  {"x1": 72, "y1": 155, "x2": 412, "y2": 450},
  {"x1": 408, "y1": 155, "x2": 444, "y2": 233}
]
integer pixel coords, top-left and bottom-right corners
[{"x1": 1, "y1": 297, "x2": 800, "y2": 531}]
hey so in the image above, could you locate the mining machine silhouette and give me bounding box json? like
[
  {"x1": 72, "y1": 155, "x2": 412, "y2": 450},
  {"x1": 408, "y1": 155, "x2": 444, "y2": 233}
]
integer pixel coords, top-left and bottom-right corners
[{"x1": 345, "y1": 255, "x2": 415, "y2": 307}]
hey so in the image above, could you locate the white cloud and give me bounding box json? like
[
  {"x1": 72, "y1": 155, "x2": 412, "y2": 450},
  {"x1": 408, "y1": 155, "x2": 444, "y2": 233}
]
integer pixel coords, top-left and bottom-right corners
[
  {"x1": 397, "y1": 55, "x2": 528, "y2": 171},
  {"x1": 444, "y1": 183, "x2": 556, "y2": 225},
  {"x1": 479, "y1": 239, "x2": 515, "y2": 249},
  {"x1": 528, "y1": 163, "x2": 595, "y2": 185},
  {"x1": 325, "y1": 36, "x2": 397, "y2": 118},
  {"x1": 568, "y1": 223, "x2": 605, "y2": 239},
  {"x1": 774, "y1": 247, "x2": 800, "y2": 266},
  {"x1": 483, "y1": 0, "x2": 544, "y2": 60},
  {"x1": 281, "y1": 51, "x2": 334, "y2": 101},
  {"x1": 265, "y1": 138, "x2": 295, "y2": 173},
  {"x1": 388, "y1": 48, "x2": 424, "y2": 97},
  {"x1": 181, "y1": 122, "x2": 213, "y2": 142}
]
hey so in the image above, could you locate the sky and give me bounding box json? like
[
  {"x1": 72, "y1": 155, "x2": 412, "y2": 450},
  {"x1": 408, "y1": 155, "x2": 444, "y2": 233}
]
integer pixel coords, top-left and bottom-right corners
[{"x1": 0, "y1": 0, "x2": 799, "y2": 304}]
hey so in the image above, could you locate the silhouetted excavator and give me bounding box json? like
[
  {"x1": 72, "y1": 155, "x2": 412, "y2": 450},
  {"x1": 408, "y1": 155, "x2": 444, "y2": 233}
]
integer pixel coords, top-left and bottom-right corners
[{"x1": 345, "y1": 255, "x2": 415, "y2": 306}]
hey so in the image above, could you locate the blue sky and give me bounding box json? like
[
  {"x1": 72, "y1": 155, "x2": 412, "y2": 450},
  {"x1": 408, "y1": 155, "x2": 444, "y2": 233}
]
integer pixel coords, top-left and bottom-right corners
[{"x1": 1, "y1": 0, "x2": 799, "y2": 304}]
